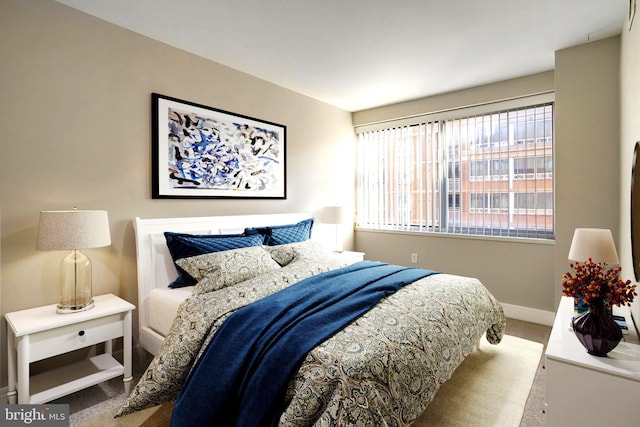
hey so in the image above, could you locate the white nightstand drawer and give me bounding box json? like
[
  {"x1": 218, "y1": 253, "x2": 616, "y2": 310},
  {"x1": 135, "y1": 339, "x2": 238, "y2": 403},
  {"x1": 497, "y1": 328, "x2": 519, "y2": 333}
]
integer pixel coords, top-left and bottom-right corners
[{"x1": 28, "y1": 314, "x2": 123, "y2": 362}]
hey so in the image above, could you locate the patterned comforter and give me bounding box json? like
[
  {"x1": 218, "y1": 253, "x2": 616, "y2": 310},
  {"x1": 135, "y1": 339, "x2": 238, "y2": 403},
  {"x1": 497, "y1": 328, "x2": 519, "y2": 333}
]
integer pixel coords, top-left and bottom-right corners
[{"x1": 117, "y1": 244, "x2": 505, "y2": 426}]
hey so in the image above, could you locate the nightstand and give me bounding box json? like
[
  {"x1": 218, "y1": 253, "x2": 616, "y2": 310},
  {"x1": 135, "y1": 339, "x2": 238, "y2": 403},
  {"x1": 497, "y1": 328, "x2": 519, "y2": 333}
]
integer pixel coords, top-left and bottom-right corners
[
  {"x1": 544, "y1": 296, "x2": 640, "y2": 426},
  {"x1": 5, "y1": 293, "x2": 135, "y2": 404},
  {"x1": 329, "y1": 250, "x2": 365, "y2": 265}
]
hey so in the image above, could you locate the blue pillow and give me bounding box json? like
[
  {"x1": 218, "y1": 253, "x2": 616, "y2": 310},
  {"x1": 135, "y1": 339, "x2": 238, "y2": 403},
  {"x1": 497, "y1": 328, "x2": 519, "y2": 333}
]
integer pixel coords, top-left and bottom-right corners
[
  {"x1": 164, "y1": 232, "x2": 264, "y2": 288},
  {"x1": 245, "y1": 218, "x2": 314, "y2": 246}
]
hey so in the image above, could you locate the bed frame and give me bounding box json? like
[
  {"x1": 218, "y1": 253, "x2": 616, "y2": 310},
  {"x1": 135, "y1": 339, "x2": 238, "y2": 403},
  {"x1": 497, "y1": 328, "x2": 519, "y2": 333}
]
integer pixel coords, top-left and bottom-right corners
[{"x1": 133, "y1": 212, "x2": 313, "y2": 355}]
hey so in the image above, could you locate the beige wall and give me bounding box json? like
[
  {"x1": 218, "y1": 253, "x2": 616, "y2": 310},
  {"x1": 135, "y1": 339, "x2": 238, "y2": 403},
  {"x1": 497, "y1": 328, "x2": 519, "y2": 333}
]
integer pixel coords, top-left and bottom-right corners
[
  {"x1": 619, "y1": 15, "x2": 640, "y2": 322},
  {"x1": 0, "y1": 1, "x2": 354, "y2": 330},
  {"x1": 352, "y1": 37, "x2": 622, "y2": 314},
  {"x1": 554, "y1": 37, "x2": 621, "y2": 307},
  {"x1": 353, "y1": 71, "x2": 555, "y2": 126}
]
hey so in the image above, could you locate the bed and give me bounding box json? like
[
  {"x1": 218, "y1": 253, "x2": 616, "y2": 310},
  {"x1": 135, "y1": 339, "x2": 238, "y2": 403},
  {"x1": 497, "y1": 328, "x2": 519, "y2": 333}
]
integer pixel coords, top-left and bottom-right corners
[
  {"x1": 118, "y1": 212, "x2": 506, "y2": 426},
  {"x1": 132, "y1": 213, "x2": 317, "y2": 356}
]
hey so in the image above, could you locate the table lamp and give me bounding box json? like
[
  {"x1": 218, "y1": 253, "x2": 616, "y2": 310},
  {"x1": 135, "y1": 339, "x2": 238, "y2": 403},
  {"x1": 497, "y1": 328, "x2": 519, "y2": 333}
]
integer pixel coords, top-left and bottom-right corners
[
  {"x1": 568, "y1": 228, "x2": 619, "y2": 314},
  {"x1": 36, "y1": 209, "x2": 111, "y2": 313},
  {"x1": 568, "y1": 228, "x2": 619, "y2": 265},
  {"x1": 322, "y1": 206, "x2": 346, "y2": 252}
]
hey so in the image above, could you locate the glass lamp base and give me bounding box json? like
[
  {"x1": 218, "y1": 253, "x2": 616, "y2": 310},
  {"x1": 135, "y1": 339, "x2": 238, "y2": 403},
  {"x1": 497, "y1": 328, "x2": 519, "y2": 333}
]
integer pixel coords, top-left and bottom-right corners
[
  {"x1": 57, "y1": 298, "x2": 94, "y2": 314},
  {"x1": 58, "y1": 249, "x2": 94, "y2": 314}
]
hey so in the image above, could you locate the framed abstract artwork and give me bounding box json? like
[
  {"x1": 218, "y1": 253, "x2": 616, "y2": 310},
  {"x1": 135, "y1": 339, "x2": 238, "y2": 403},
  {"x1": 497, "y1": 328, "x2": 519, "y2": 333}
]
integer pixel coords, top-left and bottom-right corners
[{"x1": 152, "y1": 93, "x2": 286, "y2": 199}]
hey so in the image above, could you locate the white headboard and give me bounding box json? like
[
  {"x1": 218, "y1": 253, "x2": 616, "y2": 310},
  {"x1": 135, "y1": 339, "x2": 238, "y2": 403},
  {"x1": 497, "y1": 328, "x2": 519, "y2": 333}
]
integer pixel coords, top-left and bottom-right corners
[{"x1": 133, "y1": 212, "x2": 312, "y2": 354}]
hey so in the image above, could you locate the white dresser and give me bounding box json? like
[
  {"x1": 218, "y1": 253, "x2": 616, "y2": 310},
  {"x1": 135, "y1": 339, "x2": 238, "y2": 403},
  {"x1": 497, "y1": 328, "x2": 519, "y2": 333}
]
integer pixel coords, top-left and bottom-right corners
[{"x1": 545, "y1": 296, "x2": 640, "y2": 426}]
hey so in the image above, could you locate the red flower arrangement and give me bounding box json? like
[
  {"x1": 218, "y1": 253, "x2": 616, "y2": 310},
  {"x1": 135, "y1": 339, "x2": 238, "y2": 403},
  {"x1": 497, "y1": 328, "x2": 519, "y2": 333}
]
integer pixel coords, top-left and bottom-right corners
[{"x1": 562, "y1": 258, "x2": 637, "y2": 306}]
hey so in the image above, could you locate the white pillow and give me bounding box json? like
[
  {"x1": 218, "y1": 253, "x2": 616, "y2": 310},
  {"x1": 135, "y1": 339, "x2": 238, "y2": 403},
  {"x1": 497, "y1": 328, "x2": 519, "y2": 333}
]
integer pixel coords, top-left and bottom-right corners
[{"x1": 263, "y1": 240, "x2": 331, "y2": 266}]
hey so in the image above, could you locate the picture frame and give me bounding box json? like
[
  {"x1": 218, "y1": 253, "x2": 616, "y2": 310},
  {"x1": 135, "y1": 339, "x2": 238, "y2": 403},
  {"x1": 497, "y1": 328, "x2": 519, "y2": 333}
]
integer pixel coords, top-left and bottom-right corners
[{"x1": 152, "y1": 93, "x2": 286, "y2": 199}]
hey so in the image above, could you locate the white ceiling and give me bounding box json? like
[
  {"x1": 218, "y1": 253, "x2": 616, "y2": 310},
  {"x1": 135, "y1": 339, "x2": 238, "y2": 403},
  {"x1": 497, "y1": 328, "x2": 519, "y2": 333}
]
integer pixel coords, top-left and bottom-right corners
[{"x1": 55, "y1": 0, "x2": 627, "y2": 112}]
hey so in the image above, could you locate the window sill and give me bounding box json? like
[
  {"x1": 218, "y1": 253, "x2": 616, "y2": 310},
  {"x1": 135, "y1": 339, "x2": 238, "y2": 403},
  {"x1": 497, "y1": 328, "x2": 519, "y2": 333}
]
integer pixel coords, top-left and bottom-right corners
[{"x1": 355, "y1": 227, "x2": 556, "y2": 245}]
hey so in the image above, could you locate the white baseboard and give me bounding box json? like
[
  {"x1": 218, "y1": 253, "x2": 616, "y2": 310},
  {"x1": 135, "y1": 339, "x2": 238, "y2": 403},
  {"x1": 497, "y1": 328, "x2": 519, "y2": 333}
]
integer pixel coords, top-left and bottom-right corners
[{"x1": 502, "y1": 302, "x2": 555, "y2": 326}]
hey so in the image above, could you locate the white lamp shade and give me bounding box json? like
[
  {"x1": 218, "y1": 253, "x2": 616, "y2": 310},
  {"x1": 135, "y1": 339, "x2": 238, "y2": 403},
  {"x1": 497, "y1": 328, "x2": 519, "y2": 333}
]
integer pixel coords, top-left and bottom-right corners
[
  {"x1": 37, "y1": 210, "x2": 111, "y2": 250},
  {"x1": 568, "y1": 228, "x2": 619, "y2": 265},
  {"x1": 322, "y1": 206, "x2": 346, "y2": 224}
]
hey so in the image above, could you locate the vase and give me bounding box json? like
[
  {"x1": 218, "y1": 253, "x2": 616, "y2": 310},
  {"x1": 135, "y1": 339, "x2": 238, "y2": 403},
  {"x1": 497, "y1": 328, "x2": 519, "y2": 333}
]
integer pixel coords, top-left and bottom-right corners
[{"x1": 571, "y1": 301, "x2": 622, "y2": 357}]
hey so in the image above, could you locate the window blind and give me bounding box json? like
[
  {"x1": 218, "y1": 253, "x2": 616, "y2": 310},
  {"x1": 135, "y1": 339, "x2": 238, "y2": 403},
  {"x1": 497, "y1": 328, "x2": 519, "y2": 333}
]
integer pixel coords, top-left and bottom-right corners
[{"x1": 356, "y1": 95, "x2": 554, "y2": 240}]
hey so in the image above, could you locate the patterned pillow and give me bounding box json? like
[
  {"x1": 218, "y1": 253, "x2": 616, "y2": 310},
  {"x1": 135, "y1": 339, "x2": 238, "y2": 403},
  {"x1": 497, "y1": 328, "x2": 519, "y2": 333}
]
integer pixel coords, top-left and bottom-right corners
[
  {"x1": 165, "y1": 232, "x2": 264, "y2": 288},
  {"x1": 264, "y1": 240, "x2": 330, "y2": 266},
  {"x1": 245, "y1": 218, "x2": 314, "y2": 246},
  {"x1": 176, "y1": 246, "x2": 281, "y2": 293}
]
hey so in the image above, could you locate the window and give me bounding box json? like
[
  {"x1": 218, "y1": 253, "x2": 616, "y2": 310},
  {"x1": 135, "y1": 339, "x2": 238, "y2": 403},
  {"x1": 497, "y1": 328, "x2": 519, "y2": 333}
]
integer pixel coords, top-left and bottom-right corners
[{"x1": 356, "y1": 94, "x2": 554, "y2": 240}]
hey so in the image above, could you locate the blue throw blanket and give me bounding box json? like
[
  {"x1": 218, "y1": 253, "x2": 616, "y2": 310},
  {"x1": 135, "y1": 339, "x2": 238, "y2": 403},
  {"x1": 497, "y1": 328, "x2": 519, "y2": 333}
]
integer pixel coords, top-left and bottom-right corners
[{"x1": 170, "y1": 261, "x2": 438, "y2": 427}]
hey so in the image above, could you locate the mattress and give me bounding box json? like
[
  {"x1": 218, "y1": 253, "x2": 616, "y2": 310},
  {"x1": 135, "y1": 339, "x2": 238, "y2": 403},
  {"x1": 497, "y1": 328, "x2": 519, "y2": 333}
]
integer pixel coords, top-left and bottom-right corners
[{"x1": 148, "y1": 286, "x2": 194, "y2": 336}]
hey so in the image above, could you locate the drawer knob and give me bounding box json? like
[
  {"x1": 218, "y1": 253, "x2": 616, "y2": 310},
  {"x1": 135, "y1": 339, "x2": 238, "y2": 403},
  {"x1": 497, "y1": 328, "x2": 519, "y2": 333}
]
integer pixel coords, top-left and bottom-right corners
[{"x1": 78, "y1": 330, "x2": 85, "y2": 336}]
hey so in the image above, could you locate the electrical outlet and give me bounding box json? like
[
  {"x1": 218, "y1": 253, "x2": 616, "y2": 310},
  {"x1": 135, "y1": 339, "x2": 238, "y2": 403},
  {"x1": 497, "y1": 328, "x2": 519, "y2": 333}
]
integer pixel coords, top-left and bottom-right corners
[{"x1": 411, "y1": 253, "x2": 418, "y2": 264}]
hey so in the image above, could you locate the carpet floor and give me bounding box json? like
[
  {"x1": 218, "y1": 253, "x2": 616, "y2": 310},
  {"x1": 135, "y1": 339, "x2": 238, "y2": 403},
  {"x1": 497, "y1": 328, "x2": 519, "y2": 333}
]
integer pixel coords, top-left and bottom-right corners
[
  {"x1": 69, "y1": 333, "x2": 543, "y2": 426},
  {"x1": 413, "y1": 334, "x2": 543, "y2": 426}
]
